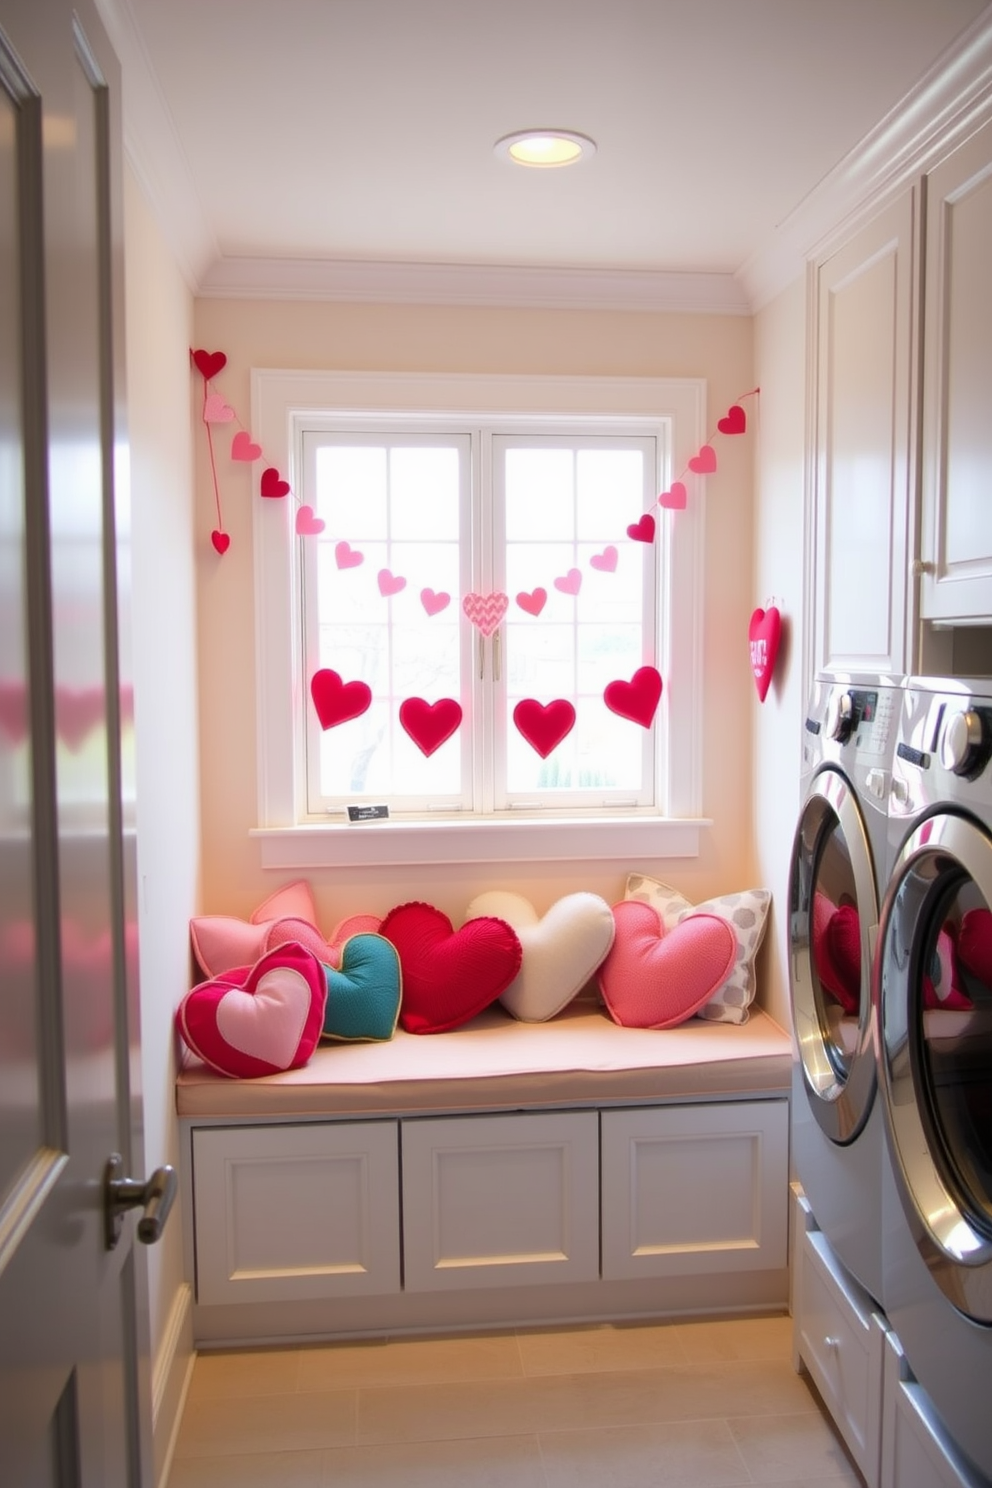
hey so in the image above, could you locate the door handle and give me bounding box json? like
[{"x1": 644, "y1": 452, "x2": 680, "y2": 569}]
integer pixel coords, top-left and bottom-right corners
[{"x1": 104, "y1": 1153, "x2": 177, "y2": 1250}]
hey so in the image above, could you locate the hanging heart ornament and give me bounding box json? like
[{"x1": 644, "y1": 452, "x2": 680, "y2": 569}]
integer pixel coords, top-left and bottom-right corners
[
  {"x1": 399, "y1": 697, "x2": 462, "y2": 756},
  {"x1": 462, "y1": 591, "x2": 508, "y2": 636},
  {"x1": 748, "y1": 606, "x2": 782, "y2": 703},
  {"x1": 513, "y1": 698, "x2": 576, "y2": 759},
  {"x1": 310, "y1": 669, "x2": 372, "y2": 729}
]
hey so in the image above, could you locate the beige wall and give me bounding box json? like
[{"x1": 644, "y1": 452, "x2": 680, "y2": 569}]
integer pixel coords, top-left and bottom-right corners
[
  {"x1": 124, "y1": 163, "x2": 199, "y2": 1450},
  {"x1": 752, "y1": 275, "x2": 808, "y2": 1033},
  {"x1": 192, "y1": 299, "x2": 770, "y2": 988}
]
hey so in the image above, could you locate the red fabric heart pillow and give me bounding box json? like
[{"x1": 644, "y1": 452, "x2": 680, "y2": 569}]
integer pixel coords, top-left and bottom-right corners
[
  {"x1": 176, "y1": 942, "x2": 327, "y2": 1077},
  {"x1": 379, "y1": 901, "x2": 522, "y2": 1034},
  {"x1": 811, "y1": 893, "x2": 861, "y2": 1014},
  {"x1": 958, "y1": 907, "x2": 992, "y2": 986},
  {"x1": 597, "y1": 900, "x2": 736, "y2": 1029}
]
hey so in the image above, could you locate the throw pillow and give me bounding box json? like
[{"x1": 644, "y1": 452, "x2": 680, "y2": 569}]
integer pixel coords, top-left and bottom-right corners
[
  {"x1": 598, "y1": 900, "x2": 737, "y2": 1029},
  {"x1": 322, "y1": 933, "x2": 402, "y2": 1042},
  {"x1": 379, "y1": 901, "x2": 522, "y2": 1034},
  {"x1": 464, "y1": 890, "x2": 615, "y2": 1021}
]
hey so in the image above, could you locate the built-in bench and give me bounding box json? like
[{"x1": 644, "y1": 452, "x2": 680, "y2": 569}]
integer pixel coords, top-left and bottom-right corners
[{"x1": 176, "y1": 999, "x2": 793, "y2": 1348}]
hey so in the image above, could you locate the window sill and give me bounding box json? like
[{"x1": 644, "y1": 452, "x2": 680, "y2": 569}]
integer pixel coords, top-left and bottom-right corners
[{"x1": 251, "y1": 816, "x2": 709, "y2": 871}]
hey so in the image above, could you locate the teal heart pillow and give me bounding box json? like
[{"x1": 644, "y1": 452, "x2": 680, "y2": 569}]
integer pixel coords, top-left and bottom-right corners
[{"x1": 322, "y1": 933, "x2": 401, "y2": 1043}]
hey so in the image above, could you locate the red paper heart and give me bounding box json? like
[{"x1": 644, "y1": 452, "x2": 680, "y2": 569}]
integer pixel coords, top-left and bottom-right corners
[
  {"x1": 748, "y1": 606, "x2": 782, "y2": 703},
  {"x1": 590, "y1": 546, "x2": 618, "y2": 572},
  {"x1": 0, "y1": 679, "x2": 28, "y2": 744},
  {"x1": 380, "y1": 901, "x2": 522, "y2": 1034},
  {"x1": 335, "y1": 540, "x2": 363, "y2": 569},
  {"x1": 626, "y1": 513, "x2": 655, "y2": 543},
  {"x1": 603, "y1": 666, "x2": 662, "y2": 728},
  {"x1": 688, "y1": 444, "x2": 717, "y2": 474},
  {"x1": 310, "y1": 669, "x2": 372, "y2": 729},
  {"x1": 513, "y1": 698, "x2": 576, "y2": 758},
  {"x1": 231, "y1": 430, "x2": 262, "y2": 461},
  {"x1": 211, "y1": 529, "x2": 230, "y2": 555},
  {"x1": 598, "y1": 900, "x2": 736, "y2": 1028},
  {"x1": 378, "y1": 568, "x2": 407, "y2": 597},
  {"x1": 554, "y1": 568, "x2": 582, "y2": 595},
  {"x1": 295, "y1": 505, "x2": 325, "y2": 536},
  {"x1": 420, "y1": 588, "x2": 450, "y2": 616},
  {"x1": 192, "y1": 348, "x2": 227, "y2": 380},
  {"x1": 399, "y1": 697, "x2": 462, "y2": 756},
  {"x1": 717, "y1": 404, "x2": 746, "y2": 435},
  {"x1": 260, "y1": 466, "x2": 290, "y2": 499},
  {"x1": 516, "y1": 588, "x2": 547, "y2": 616},
  {"x1": 658, "y1": 481, "x2": 687, "y2": 510}
]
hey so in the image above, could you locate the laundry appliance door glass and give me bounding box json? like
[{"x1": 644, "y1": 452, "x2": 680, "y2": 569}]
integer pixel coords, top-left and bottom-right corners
[
  {"x1": 876, "y1": 811, "x2": 992, "y2": 1323},
  {"x1": 790, "y1": 766, "x2": 879, "y2": 1144}
]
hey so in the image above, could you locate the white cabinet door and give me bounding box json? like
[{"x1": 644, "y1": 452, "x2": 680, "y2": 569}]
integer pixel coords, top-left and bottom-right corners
[
  {"x1": 920, "y1": 114, "x2": 992, "y2": 624},
  {"x1": 192, "y1": 1121, "x2": 401, "y2": 1305},
  {"x1": 600, "y1": 1101, "x2": 788, "y2": 1280},
  {"x1": 880, "y1": 1331, "x2": 985, "y2": 1488},
  {"x1": 811, "y1": 189, "x2": 919, "y2": 676},
  {"x1": 401, "y1": 1111, "x2": 600, "y2": 1291}
]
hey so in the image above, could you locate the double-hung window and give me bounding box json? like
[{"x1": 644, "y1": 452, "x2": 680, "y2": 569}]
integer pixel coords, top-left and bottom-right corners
[{"x1": 252, "y1": 373, "x2": 707, "y2": 868}]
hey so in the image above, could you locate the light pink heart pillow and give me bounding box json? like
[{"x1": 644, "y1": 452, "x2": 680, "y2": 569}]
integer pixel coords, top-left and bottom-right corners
[
  {"x1": 598, "y1": 900, "x2": 737, "y2": 1029},
  {"x1": 176, "y1": 941, "x2": 327, "y2": 1078},
  {"x1": 465, "y1": 890, "x2": 615, "y2": 1021},
  {"x1": 250, "y1": 879, "x2": 319, "y2": 926}
]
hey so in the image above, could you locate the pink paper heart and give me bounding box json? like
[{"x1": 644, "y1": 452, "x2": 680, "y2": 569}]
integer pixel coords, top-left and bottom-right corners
[
  {"x1": 295, "y1": 505, "x2": 325, "y2": 536},
  {"x1": 378, "y1": 568, "x2": 407, "y2": 597},
  {"x1": 463, "y1": 591, "x2": 509, "y2": 636},
  {"x1": 211, "y1": 530, "x2": 230, "y2": 555},
  {"x1": 603, "y1": 666, "x2": 662, "y2": 729},
  {"x1": 627, "y1": 514, "x2": 655, "y2": 543},
  {"x1": 516, "y1": 588, "x2": 547, "y2": 617},
  {"x1": 260, "y1": 466, "x2": 290, "y2": 499},
  {"x1": 513, "y1": 698, "x2": 576, "y2": 758},
  {"x1": 748, "y1": 606, "x2": 782, "y2": 703},
  {"x1": 231, "y1": 430, "x2": 262, "y2": 461},
  {"x1": 335, "y1": 540, "x2": 363, "y2": 569},
  {"x1": 310, "y1": 668, "x2": 372, "y2": 729},
  {"x1": 420, "y1": 587, "x2": 451, "y2": 616},
  {"x1": 598, "y1": 900, "x2": 736, "y2": 1029},
  {"x1": 688, "y1": 444, "x2": 717, "y2": 474},
  {"x1": 590, "y1": 546, "x2": 618, "y2": 572},
  {"x1": 399, "y1": 696, "x2": 462, "y2": 756},
  {"x1": 203, "y1": 393, "x2": 235, "y2": 424},
  {"x1": 717, "y1": 404, "x2": 746, "y2": 435},
  {"x1": 658, "y1": 481, "x2": 687, "y2": 510},
  {"x1": 554, "y1": 568, "x2": 582, "y2": 596}
]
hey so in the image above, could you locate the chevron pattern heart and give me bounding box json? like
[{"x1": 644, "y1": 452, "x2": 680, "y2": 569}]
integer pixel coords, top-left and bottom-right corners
[{"x1": 462, "y1": 590, "x2": 508, "y2": 635}]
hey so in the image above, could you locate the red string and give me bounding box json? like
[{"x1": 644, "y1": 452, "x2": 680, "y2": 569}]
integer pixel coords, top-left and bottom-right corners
[{"x1": 202, "y1": 378, "x2": 224, "y2": 531}]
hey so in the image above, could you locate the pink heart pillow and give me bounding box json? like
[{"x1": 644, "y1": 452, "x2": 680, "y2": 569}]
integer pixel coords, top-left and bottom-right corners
[
  {"x1": 176, "y1": 942, "x2": 327, "y2": 1077},
  {"x1": 597, "y1": 900, "x2": 736, "y2": 1029},
  {"x1": 379, "y1": 901, "x2": 522, "y2": 1034},
  {"x1": 811, "y1": 892, "x2": 861, "y2": 1014},
  {"x1": 958, "y1": 907, "x2": 992, "y2": 986}
]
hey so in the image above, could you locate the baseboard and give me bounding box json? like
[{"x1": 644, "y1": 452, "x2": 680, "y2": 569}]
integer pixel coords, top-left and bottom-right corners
[{"x1": 152, "y1": 1282, "x2": 195, "y2": 1488}]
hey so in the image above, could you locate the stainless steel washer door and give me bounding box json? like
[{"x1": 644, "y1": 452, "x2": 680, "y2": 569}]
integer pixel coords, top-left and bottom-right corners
[
  {"x1": 875, "y1": 811, "x2": 992, "y2": 1323},
  {"x1": 789, "y1": 766, "x2": 879, "y2": 1144}
]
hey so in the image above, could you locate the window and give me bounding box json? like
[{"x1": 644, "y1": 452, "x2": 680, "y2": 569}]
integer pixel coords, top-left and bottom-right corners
[{"x1": 252, "y1": 372, "x2": 708, "y2": 868}]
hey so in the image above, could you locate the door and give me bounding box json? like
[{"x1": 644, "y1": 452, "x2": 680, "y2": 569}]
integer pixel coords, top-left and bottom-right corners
[
  {"x1": 0, "y1": 2, "x2": 165, "y2": 1483},
  {"x1": 875, "y1": 810, "x2": 992, "y2": 1323}
]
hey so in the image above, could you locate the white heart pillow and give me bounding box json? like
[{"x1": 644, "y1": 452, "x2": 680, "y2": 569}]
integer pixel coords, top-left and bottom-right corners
[{"x1": 464, "y1": 890, "x2": 615, "y2": 1022}]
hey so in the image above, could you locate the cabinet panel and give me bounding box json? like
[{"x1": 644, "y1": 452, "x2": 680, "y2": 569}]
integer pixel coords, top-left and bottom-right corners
[
  {"x1": 921, "y1": 115, "x2": 992, "y2": 623},
  {"x1": 812, "y1": 190, "x2": 918, "y2": 675},
  {"x1": 881, "y1": 1331, "x2": 985, "y2": 1488},
  {"x1": 401, "y1": 1111, "x2": 600, "y2": 1291},
  {"x1": 601, "y1": 1100, "x2": 788, "y2": 1280},
  {"x1": 192, "y1": 1121, "x2": 400, "y2": 1305}
]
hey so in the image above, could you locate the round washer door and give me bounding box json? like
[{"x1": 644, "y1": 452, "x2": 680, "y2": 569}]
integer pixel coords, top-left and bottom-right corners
[
  {"x1": 789, "y1": 766, "x2": 879, "y2": 1144},
  {"x1": 875, "y1": 810, "x2": 992, "y2": 1323}
]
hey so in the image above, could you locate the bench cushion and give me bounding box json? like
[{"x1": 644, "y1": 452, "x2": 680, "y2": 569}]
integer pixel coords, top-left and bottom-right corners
[{"x1": 176, "y1": 999, "x2": 791, "y2": 1120}]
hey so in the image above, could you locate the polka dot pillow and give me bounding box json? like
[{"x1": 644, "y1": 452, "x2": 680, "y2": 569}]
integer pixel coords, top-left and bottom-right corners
[{"x1": 623, "y1": 874, "x2": 771, "y2": 1024}]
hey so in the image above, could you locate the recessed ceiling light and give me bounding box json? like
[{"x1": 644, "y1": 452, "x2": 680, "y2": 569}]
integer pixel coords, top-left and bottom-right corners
[{"x1": 494, "y1": 129, "x2": 596, "y2": 168}]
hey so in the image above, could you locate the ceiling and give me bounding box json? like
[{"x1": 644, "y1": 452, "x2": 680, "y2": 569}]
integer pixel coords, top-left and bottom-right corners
[{"x1": 103, "y1": 0, "x2": 992, "y2": 309}]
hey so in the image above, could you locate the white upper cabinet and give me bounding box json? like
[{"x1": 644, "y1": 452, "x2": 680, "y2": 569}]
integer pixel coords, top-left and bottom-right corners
[
  {"x1": 920, "y1": 115, "x2": 992, "y2": 625},
  {"x1": 811, "y1": 188, "x2": 920, "y2": 678}
]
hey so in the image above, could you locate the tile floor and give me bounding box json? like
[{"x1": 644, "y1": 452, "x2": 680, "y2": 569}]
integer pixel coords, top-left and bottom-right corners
[{"x1": 166, "y1": 1313, "x2": 865, "y2": 1487}]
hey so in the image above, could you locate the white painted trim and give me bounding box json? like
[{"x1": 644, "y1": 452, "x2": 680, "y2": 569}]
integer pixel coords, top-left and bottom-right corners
[
  {"x1": 151, "y1": 1282, "x2": 194, "y2": 1488},
  {"x1": 200, "y1": 257, "x2": 750, "y2": 314}
]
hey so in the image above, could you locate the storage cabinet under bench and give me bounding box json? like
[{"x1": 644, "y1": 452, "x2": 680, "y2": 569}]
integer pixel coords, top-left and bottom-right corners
[{"x1": 177, "y1": 1004, "x2": 793, "y2": 1346}]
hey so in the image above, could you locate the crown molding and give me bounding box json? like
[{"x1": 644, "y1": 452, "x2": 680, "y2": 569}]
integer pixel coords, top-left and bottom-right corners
[
  {"x1": 739, "y1": 6, "x2": 992, "y2": 310},
  {"x1": 198, "y1": 257, "x2": 751, "y2": 315},
  {"x1": 94, "y1": 0, "x2": 218, "y2": 290}
]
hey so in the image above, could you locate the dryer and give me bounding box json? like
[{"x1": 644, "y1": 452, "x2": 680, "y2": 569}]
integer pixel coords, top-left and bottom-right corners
[
  {"x1": 875, "y1": 676, "x2": 992, "y2": 1483},
  {"x1": 789, "y1": 672, "x2": 901, "y2": 1307}
]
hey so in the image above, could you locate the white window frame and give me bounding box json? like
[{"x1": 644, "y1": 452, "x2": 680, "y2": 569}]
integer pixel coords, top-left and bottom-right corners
[{"x1": 250, "y1": 370, "x2": 709, "y2": 869}]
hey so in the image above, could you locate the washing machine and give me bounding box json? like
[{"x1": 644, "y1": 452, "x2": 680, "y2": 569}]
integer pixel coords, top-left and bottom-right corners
[
  {"x1": 875, "y1": 676, "x2": 992, "y2": 1483},
  {"x1": 788, "y1": 672, "x2": 902, "y2": 1307}
]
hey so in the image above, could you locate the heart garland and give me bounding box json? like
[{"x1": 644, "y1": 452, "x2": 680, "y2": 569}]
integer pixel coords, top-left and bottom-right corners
[{"x1": 655, "y1": 386, "x2": 758, "y2": 509}]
